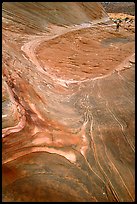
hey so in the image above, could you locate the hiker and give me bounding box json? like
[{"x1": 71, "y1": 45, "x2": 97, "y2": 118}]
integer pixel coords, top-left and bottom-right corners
[{"x1": 116, "y1": 21, "x2": 120, "y2": 32}]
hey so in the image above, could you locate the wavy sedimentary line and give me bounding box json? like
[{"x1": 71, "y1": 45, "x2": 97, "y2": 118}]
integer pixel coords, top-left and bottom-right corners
[
  {"x1": 91, "y1": 124, "x2": 120, "y2": 201},
  {"x1": 78, "y1": 151, "x2": 107, "y2": 193},
  {"x1": 97, "y1": 79, "x2": 135, "y2": 153},
  {"x1": 79, "y1": 153, "x2": 111, "y2": 198},
  {"x1": 66, "y1": 100, "x2": 105, "y2": 183},
  {"x1": 96, "y1": 82, "x2": 135, "y2": 198},
  {"x1": 3, "y1": 146, "x2": 76, "y2": 165},
  {"x1": 106, "y1": 102, "x2": 135, "y2": 152},
  {"x1": 88, "y1": 114, "x2": 107, "y2": 184},
  {"x1": 72, "y1": 68, "x2": 133, "y2": 200},
  {"x1": 70, "y1": 107, "x2": 109, "y2": 191},
  {"x1": 81, "y1": 111, "x2": 105, "y2": 179},
  {"x1": 79, "y1": 119, "x2": 88, "y2": 157},
  {"x1": 98, "y1": 125, "x2": 134, "y2": 201},
  {"x1": 90, "y1": 131, "x2": 119, "y2": 201},
  {"x1": 107, "y1": 101, "x2": 134, "y2": 151},
  {"x1": 107, "y1": 181, "x2": 120, "y2": 202},
  {"x1": 79, "y1": 107, "x2": 119, "y2": 201}
]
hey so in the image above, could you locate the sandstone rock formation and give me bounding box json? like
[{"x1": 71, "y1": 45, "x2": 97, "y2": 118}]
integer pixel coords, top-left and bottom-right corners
[{"x1": 2, "y1": 2, "x2": 135, "y2": 202}]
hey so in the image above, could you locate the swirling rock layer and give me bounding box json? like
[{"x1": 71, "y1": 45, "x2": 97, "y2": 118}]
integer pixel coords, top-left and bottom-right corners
[{"x1": 2, "y1": 2, "x2": 135, "y2": 202}]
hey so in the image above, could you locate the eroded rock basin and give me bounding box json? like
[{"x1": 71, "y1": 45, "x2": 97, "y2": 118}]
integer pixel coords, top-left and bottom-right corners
[
  {"x1": 2, "y1": 2, "x2": 135, "y2": 202},
  {"x1": 36, "y1": 26, "x2": 134, "y2": 80}
]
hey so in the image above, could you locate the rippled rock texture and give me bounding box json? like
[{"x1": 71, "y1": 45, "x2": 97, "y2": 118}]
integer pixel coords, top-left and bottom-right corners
[{"x1": 2, "y1": 2, "x2": 135, "y2": 202}]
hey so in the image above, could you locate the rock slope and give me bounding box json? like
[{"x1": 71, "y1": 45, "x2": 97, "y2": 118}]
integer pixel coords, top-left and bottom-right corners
[{"x1": 2, "y1": 2, "x2": 135, "y2": 202}]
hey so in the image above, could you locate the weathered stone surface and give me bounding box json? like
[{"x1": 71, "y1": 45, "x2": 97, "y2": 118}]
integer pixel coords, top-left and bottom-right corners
[{"x1": 2, "y1": 2, "x2": 135, "y2": 202}]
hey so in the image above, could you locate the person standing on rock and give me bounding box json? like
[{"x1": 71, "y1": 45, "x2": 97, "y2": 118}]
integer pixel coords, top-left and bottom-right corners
[{"x1": 116, "y1": 20, "x2": 120, "y2": 32}]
